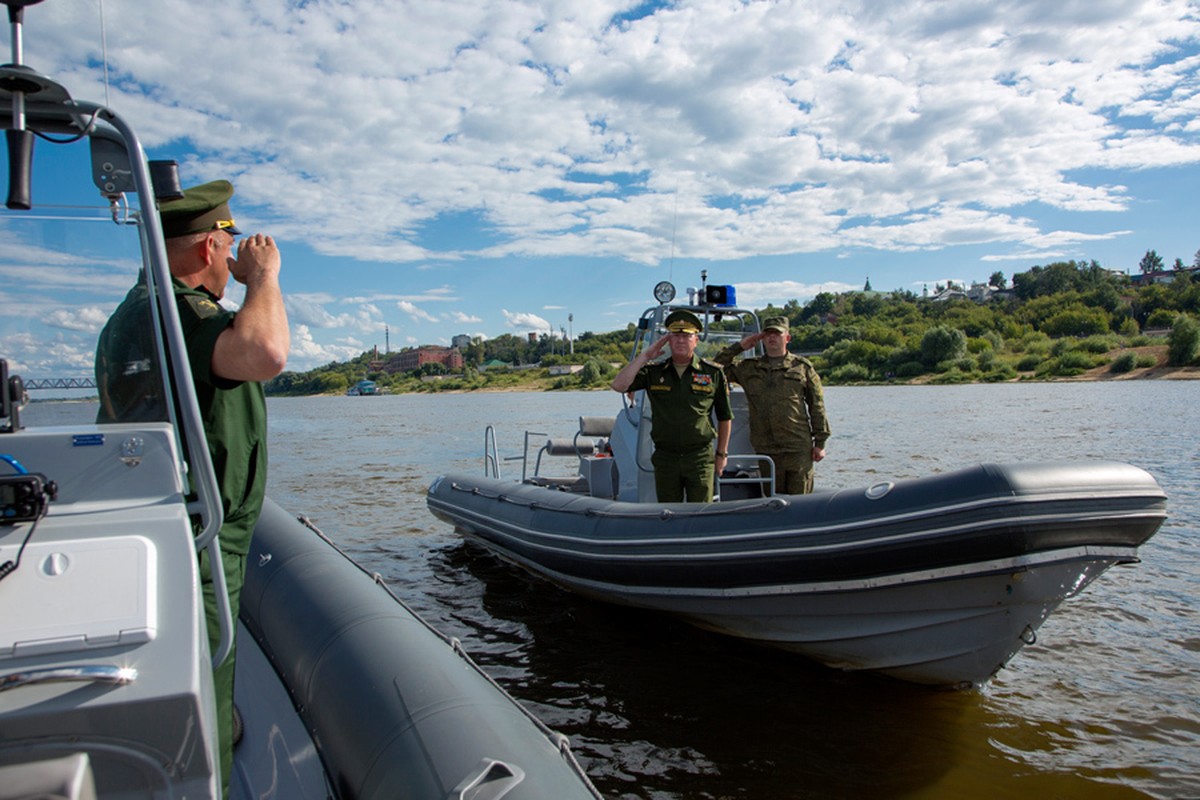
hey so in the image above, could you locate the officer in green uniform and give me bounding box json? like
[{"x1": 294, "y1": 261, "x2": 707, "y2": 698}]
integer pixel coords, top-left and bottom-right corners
[
  {"x1": 612, "y1": 309, "x2": 733, "y2": 502},
  {"x1": 715, "y1": 316, "x2": 829, "y2": 494},
  {"x1": 95, "y1": 180, "x2": 289, "y2": 796}
]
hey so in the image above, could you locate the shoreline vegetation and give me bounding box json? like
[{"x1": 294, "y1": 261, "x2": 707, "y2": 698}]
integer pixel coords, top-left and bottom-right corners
[
  {"x1": 267, "y1": 259, "x2": 1200, "y2": 397},
  {"x1": 309, "y1": 345, "x2": 1200, "y2": 397}
]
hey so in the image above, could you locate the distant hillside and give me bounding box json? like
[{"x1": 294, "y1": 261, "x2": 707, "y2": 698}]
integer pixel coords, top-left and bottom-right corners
[{"x1": 268, "y1": 259, "x2": 1200, "y2": 395}]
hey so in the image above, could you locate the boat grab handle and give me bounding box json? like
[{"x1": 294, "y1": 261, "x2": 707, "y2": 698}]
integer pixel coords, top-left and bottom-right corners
[
  {"x1": 449, "y1": 758, "x2": 526, "y2": 800},
  {"x1": 0, "y1": 664, "x2": 137, "y2": 693}
]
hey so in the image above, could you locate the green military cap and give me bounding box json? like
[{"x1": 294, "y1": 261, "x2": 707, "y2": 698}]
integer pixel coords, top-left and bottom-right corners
[
  {"x1": 762, "y1": 316, "x2": 790, "y2": 334},
  {"x1": 159, "y1": 179, "x2": 242, "y2": 238},
  {"x1": 664, "y1": 309, "x2": 702, "y2": 334}
]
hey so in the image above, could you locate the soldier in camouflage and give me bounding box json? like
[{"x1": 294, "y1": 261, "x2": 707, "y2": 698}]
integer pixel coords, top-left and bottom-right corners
[{"x1": 715, "y1": 316, "x2": 829, "y2": 494}]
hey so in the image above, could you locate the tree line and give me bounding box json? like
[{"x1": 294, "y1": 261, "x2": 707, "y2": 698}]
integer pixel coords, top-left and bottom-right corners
[{"x1": 266, "y1": 256, "x2": 1200, "y2": 395}]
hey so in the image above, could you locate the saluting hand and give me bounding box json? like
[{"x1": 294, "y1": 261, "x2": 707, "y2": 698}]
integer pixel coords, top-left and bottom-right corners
[
  {"x1": 740, "y1": 332, "x2": 765, "y2": 350},
  {"x1": 229, "y1": 233, "x2": 281, "y2": 287},
  {"x1": 645, "y1": 333, "x2": 670, "y2": 359}
]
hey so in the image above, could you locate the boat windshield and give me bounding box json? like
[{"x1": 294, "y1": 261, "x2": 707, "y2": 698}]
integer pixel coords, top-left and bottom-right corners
[{"x1": 0, "y1": 137, "x2": 168, "y2": 424}]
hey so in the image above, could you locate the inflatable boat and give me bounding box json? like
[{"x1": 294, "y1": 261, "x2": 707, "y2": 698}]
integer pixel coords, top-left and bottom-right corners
[
  {"x1": 0, "y1": 4, "x2": 599, "y2": 796},
  {"x1": 427, "y1": 283, "x2": 1168, "y2": 687}
]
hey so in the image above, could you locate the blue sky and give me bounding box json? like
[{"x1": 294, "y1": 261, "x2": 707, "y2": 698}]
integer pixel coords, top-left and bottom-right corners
[{"x1": 12, "y1": 0, "x2": 1200, "y2": 373}]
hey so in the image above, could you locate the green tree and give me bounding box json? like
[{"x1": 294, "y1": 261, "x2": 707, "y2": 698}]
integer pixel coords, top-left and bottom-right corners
[
  {"x1": 1040, "y1": 307, "x2": 1110, "y2": 338},
  {"x1": 802, "y1": 292, "x2": 836, "y2": 320},
  {"x1": 920, "y1": 325, "x2": 967, "y2": 367},
  {"x1": 1139, "y1": 249, "x2": 1164, "y2": 273},
  {"x1": 1168, "y1": 315, "x2": 1199, "y2": 365},
  {"x1": 989, "y1": 271, "x2": 1006, "y2": 289},
  {"x1": 315, "y1": 372, "x2": 348, "y2": 393}
]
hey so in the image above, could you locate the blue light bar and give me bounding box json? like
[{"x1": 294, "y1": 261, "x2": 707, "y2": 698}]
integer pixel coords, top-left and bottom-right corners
[{"x1": 704, "y1": 285, "x2": 736, "y2": 307}]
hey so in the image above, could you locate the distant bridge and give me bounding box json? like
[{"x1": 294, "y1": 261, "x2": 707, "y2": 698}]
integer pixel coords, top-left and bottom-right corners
[{"x1": 22, "y1": 377, "x2": 96, "y2": 390}]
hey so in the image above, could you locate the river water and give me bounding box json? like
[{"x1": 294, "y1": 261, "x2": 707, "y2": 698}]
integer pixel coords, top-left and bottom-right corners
[{"x1": 29, "y1": 382, "x2": 1199, "y2": 799}]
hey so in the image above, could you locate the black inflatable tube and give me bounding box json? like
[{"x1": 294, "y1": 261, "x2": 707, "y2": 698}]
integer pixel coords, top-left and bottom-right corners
[{"x1": 240, "y1": 498, "x2": 598, "y2": 800}]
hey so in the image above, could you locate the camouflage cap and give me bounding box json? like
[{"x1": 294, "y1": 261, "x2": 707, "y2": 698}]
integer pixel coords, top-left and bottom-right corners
[
  {"x1": 762, "y1": 316, "x2": 790, "y2": 334},
  {"x1": 664, "y1": 309, "x2": 702, "y2": 334},
  {"x1": 159, "y1": 180, "x2": 242, "y2": 238}
]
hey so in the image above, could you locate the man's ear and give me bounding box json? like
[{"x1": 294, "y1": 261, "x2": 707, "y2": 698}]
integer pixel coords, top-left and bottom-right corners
[{"x1": 201, "y1": 233, "x2": 219, "y2": 265}]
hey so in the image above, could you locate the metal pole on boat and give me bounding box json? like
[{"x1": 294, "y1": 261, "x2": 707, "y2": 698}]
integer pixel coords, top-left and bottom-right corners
[{"x1": 2, "y1": 0, "x2": 44, "y2": 210}]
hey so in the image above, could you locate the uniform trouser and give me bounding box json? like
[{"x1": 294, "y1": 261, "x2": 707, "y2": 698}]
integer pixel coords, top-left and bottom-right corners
[
  {"x1": 652, "y1": 445, "x2": 715, "y2": 502},
  {"x1": 199, "y1": 546, "x2": 246, "y2": 799},
  {"x1": 761, "y1": 451, "x2": 815, "y2": 494}
]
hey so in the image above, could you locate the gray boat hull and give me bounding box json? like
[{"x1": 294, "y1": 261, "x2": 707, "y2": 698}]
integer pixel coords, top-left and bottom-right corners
[
  {"x1": 428, "y1": 460, "x2": 1166, "y2": 686},
  {"x1": 234, "y1": 498, "x2": 599, "y2": 799}
]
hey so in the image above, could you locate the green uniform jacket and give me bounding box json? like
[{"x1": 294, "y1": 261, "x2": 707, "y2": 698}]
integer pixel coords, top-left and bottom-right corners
[
  {"x1": 716, "y1": 344, "x2": 830, "y2": 454},
  {"x1": 628, "y1": 354, "x2": 733, "y2": 452},
  {"x1": 175, "y1": 280, "x2": 268, "y2": 556},
  {"x1": 96, "y1": 278, "x2": 267, "y2": 556}
]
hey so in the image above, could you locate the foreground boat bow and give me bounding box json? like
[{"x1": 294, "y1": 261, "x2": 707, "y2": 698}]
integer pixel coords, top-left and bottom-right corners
[{"x1": 0, "y1": 3, "x2": 599, "y2": 796}]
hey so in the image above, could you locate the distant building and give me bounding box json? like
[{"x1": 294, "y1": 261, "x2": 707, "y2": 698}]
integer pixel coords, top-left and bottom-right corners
[
  {"x1": 931, "y1": 286, "x2": 968, "y2": 302},
  {"x1": 1130, "y1": 266, "x2": 1200, "y2": 286},
  {"x1": 451, "y1": 334, "x2": 472, "y2": 349},
  {"x1": 387, "y1": 346, "x2": 464, "y2": 373},
  {"x1": 966, "y1": 282, "x2": 994, "y2": 302}
]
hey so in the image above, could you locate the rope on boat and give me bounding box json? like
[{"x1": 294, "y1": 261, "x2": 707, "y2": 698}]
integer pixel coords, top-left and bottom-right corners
[{"x1": 452, "y1": 481, "x2": 789, "y2": 517}]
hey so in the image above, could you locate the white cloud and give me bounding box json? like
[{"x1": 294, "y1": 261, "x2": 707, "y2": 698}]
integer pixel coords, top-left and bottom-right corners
[
  {"x1": 732, "y1": 281, "x2": 859, "y2": 307},
  {"x1": 503, "y1": 309, "x2": 552, "y2": 332},
  {"x1": 447, "y1": 311, "x2": 483, "y2": 324},
  {"x1": 289, "y1": 324, "x2": 366, "y2": 368},
  {"x1": 398, "y1": 300, "x2": 439, "y2": 323},
  {"x1": 9, "y1": 0, "x2": 1200, "y2": 376},
  {"x1": 44, "y1": 306, "x2": 111, "y2": 334},
  {"x1": 29, "y1": 0, "x2": 1199, "y2": 268}
]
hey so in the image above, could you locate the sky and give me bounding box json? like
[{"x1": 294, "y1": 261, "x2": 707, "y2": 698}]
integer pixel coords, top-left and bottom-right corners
[{"x1": 9, "y1": 0, "x2": 1200, "y2": 373}]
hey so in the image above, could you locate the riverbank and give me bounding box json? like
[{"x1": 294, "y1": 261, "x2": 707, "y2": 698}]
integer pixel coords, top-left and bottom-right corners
[
  {"x1": 1058, "y1": 344, "x2": 1200, "y2": 381},
  {"x1": 331, "y1": 345, "x2": 1199, "y2": 396}
]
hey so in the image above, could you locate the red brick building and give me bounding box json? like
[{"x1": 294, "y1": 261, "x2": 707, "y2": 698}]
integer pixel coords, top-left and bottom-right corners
[{"x1": 387, "y1": 346, "x2": 464, "y2": 373}]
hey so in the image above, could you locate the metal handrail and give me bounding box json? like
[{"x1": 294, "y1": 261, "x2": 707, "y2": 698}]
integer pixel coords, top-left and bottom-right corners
[
  {"x1": 0, "y1": 664, "x2": 137, "y2": 692},
  {"x1": 56, "y1": 99, "x2": 232, "y2": 669},
  {"x1": 484, "y1": 425, "x2": 500, "y2": 478},
  {"x1": 717, "y1": 453, "x2": 777, "y2": 499}
]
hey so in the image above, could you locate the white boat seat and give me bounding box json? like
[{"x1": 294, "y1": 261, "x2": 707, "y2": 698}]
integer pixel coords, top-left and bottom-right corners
[
  {"x1": 577, "y1": 416, "x2": 615, "y2": 437},
  {"x1": 538, "y1": 416, "x2": 615, "y2": 471}
]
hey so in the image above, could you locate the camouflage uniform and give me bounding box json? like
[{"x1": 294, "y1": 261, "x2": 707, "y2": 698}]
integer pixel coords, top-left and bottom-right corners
[
  {"x1": 628, "y1": 354, "x2": 733, "y2": 502},
  {"x1": 716, "y1": 342, "x2": 829, "y2": 494}
]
